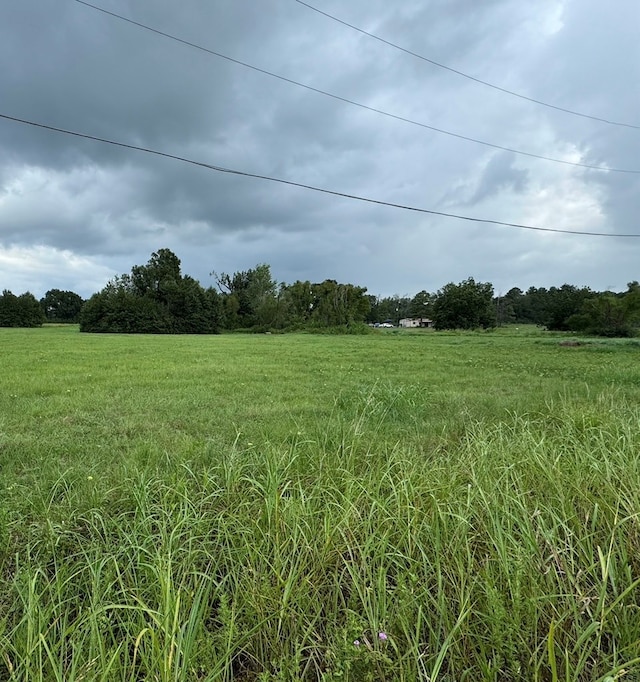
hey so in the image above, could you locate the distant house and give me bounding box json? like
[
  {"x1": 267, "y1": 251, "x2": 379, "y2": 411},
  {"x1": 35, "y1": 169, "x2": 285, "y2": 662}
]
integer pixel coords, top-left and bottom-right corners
[{"x1": 399, "y1": 318, "x2": 433, "y2": 328}]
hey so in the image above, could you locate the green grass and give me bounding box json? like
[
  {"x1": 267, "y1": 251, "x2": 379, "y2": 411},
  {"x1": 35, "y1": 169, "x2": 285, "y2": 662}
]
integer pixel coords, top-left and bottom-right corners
[{"x1": 1, "y1": 326, "x2": 640, "y2": 680}]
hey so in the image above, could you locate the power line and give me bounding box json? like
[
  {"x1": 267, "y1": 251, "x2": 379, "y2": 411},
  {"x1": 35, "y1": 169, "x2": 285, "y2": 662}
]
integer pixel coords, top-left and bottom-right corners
[
  {"x1": 71, "y1": 0, "x2": 640, "y2": 175},
  {"x1": 2, "y1": 111, "x2": 638, "y2": 238},
  {"x1": 293, "y1": 0, "x2": 640, "y2": 131}
]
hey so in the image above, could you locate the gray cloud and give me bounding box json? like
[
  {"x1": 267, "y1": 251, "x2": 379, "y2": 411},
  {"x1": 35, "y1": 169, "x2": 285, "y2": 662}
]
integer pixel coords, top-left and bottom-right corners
[
  {"x1": 454, "y1": 153, "x2": 530, "y2": 206},
  {"x1": 1, "y1": 0, "x2": 639, "y2": 299}
]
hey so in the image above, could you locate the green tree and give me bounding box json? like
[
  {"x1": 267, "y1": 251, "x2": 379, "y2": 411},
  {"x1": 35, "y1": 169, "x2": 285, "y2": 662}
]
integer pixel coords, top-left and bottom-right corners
[
  {"x1": 213, "y1": 264, "x2": 278, "y2": 329},
  {"x1": 0, "y1": 290, "x2": 20, "y2": 327},
  {"x1": 545, "y1": 284, "x2": 593, "y2": 331},
  {"x1": 40, "y1": 289, "x2": 85, "y2": 322},
  {"x1": 501, "y1": 287, "x2": 524, "y2": 323},
  {"x1": 310, "y1": 280, "x2": 370, "y2": 327},
  {"x1": 516, "y1": 287, "x2": 549, "y2": 325},
  {"x1": 567, "y1": 285, "x2": 640, "y2": 337},
  {"x1": 432, "y1": 278, "x2": 496, "y2": 330},
  {"x1": 494, "y1": 292, "x2": 516, "y2": 326},
  {"x1": 130, "y1": 248, "x2": 182, "y2": 304},
  {"x1": 220, "y1": 292, "x2": 241, "y2": 330},
  {"x1": 367, "y1": 295, "x2": 411, "y2": 324},
  {"x1": 276, "y1": 279, "x2": 370, "y2": 329},
  {"x1": 80, "y1": 249, "x2": 220, "y2": 334},
  {"x1": 79, "y1": 281, "x2": 171, "y2": 333},
  {"x1": 409, "y1": 290, "x2": 434, "y2": 319},
  {"x1": 0, "y1": 290, "x2": 45, "y2": 327},
  {"x1": 18, "y1": 292, "x2": 46, "y2": 327},
  {"x1": 279, "y1": 280, "x2": 315, "y2": 327},
  {"x1": 165, "y1": 276, "x2": 221, "y2": 334}
]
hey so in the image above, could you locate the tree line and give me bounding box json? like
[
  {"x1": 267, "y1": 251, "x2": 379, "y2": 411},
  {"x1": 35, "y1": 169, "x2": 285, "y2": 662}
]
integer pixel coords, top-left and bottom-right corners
[
  {"x1": 365, "y1": 280, "x2": 640, "y2": 337},
  {"x1": 0, "y1": 288, "x2": 85, "y2": 327},
  {"x1": 2, "y1": 249, "x2": 639, "y2": 336},
  {"x1": 79, "y1": 249, "x2": 370, "y2": 334},
  {"x1": 495, "y1": 283, "x2": 640, "y2": 336}
]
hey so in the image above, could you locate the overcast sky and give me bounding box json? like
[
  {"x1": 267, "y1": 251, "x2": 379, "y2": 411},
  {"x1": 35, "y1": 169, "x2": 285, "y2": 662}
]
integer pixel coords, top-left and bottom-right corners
[{"x1": 1, "y1": 0, "x2": 639, "y2": 299}]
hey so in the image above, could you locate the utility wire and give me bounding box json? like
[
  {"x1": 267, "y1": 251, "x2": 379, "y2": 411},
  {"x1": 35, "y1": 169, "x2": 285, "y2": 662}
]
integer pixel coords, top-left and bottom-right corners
[
  {"x1": 294, "y1": 0, "x2": 640, "y2": 130},
  {"x1": 2, "y1": 112, "x2": 638, "y2": 238},
  {"x1": 72, "y1": 0, "x2": 640, "y2": 175}
]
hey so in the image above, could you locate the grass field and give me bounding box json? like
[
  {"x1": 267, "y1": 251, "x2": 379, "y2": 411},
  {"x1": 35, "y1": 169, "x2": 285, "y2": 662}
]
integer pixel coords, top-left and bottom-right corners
[{"x1": 1, "y1": 326, "x2": 640, "y2": 681}]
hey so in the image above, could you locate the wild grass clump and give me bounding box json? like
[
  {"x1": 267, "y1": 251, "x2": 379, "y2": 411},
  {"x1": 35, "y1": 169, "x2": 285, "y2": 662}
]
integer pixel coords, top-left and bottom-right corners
[{"x1": 1, "y1": 328, "x2": 640, "y2": 679}]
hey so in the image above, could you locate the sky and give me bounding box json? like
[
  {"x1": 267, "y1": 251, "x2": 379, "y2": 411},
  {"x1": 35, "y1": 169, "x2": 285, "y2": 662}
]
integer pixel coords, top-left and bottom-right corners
[{"x1": 1, "y1": 0, "x2": 639, "y2": 300}]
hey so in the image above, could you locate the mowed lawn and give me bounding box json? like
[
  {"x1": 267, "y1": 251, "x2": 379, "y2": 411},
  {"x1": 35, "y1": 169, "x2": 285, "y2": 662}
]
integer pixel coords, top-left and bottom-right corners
[{"x1": 1, "y1": 326, "x2": 640, "y2": 681}]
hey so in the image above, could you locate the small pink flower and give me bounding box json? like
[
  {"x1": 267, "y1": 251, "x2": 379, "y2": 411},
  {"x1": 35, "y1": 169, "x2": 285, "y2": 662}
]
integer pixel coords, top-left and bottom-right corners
[{"x1": 378, "y1": 631, "x2": 388, "y2": 641}]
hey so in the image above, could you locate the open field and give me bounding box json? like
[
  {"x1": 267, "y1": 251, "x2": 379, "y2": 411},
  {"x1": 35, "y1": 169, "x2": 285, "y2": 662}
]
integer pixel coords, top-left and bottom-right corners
[{"x1": 1, "y1": 326, "x2": 640, "y2": 681}]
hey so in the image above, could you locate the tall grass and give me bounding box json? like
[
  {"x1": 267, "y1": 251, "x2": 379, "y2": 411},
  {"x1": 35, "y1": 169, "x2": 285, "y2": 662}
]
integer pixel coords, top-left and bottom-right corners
[{"x1": 1, "y1": 328, "x2": 640, "y2": 679}]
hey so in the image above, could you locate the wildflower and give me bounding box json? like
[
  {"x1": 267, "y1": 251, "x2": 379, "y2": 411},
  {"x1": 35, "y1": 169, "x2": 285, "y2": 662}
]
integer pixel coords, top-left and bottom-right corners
[
  {"x1": 87, "y1": 476, "x2": 94, "y2": 481},
  {"x1": 353, "y1": 640, "x2": 360, "y2": 647},
  {"x1": 378, "y1": 632, "x2": 388, "y2": 641}
]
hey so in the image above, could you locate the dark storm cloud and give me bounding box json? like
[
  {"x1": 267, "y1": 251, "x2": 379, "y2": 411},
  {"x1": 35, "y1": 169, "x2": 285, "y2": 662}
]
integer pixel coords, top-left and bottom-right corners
[
  {"x1": 1, "y1": 0, "x2": 639, "y2": 298},
  {"x1": 0, "y1": 0, "x2": 275, "y2": 169}
]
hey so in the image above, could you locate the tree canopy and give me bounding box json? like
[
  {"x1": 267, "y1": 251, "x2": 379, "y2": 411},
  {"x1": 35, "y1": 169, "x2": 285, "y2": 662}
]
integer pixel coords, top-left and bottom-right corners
[
  {"x1": 433, "y1": 278, "x2": 496, "y2": 330},
  {"x1": 566, "y1": 284, "x2": 640, "y2": 337},
  {"x1": 213, "y1": 264, "x2": 278, "y2": 330},
  {"x1": 40, "y1": 289, "x2": 85, "y2": 323},
  {"x1": 80, "y1": 249, "x2": 221, "y2": 334},
  {"x1": 0, "y1": 290, "x2": 45, "y2": 327}
]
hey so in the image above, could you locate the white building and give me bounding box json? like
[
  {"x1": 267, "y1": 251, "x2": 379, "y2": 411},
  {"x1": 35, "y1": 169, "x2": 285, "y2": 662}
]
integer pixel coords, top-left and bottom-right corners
[{"x1": 399, "y1": 318, "x2": 433, "y2": 328}]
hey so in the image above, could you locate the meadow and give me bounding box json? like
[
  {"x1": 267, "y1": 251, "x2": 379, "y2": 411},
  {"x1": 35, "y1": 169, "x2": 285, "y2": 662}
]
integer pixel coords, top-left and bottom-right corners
[{"x1": 1, "y1": 326, "x2": 640, "y2": 681}]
